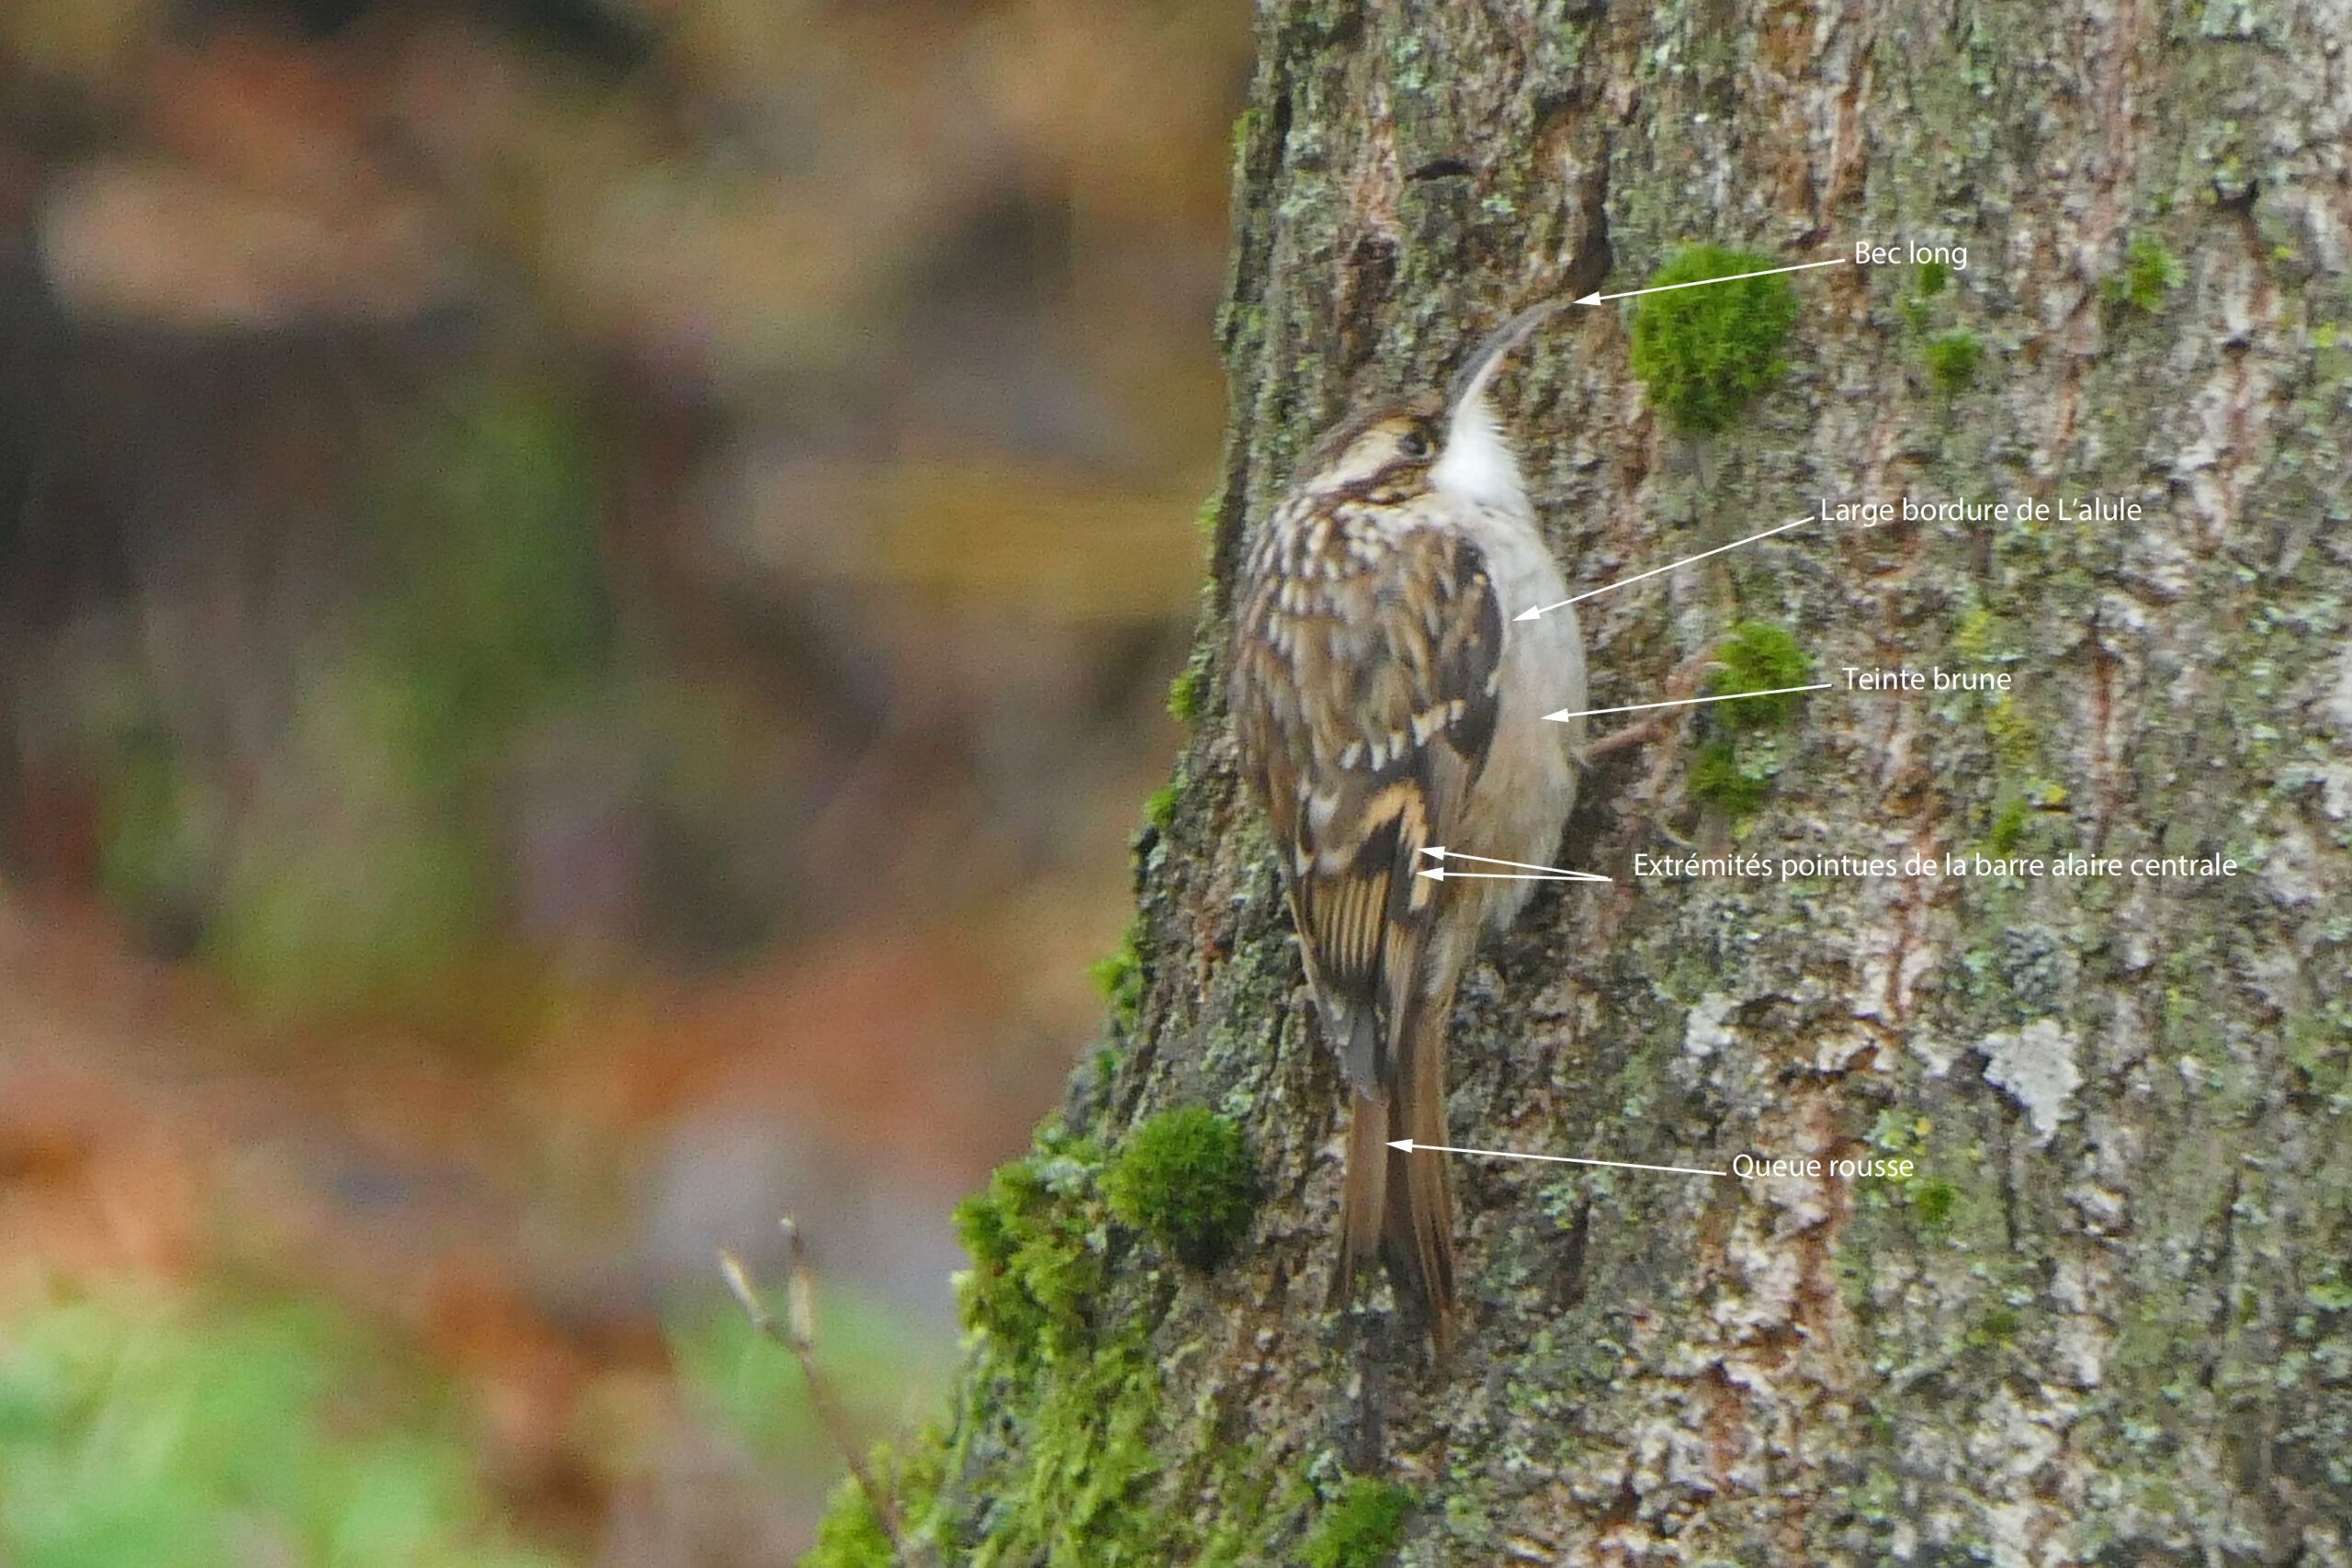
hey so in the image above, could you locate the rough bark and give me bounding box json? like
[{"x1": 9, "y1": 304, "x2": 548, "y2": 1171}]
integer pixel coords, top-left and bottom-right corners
[{"x1": 909, "y1": 1, "x2": 2352, "y2": 1563}]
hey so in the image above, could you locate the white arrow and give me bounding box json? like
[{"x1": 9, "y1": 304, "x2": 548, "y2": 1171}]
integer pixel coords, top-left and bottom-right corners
[
  {"x1": 1544, "y1": 682, "x2": 1833, "y2": 724},
  {"x1": 1419, "y1": 846, "x2": 1611, "y2": 883},
  {"x1": 1575, "y1": 255, "x2": 1849, "y2": 307},
  {"x1": 1419, "y1": 867, "x2": 1588, "y2": 882},
  {"x1": 1516, "y1": 514, "x2": 1816, "y2": 622},
  {"x1": 1388, "y1": 1137, "x2": 1726, "y2": 1179}
]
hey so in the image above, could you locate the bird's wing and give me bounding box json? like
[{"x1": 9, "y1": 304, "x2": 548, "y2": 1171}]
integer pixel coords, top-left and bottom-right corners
[{"x1": 1231, "y1": 513, "x2": 1504, "y2": 1092}]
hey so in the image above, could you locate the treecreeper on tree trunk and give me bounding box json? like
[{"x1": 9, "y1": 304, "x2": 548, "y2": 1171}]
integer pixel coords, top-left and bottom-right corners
[
  {"x1": 1228, "y1": 303, "x2": 1589, "y2": 1359},
  {"x1": 888, "y1": 0, "x2": 2352, "y2": 1559}
]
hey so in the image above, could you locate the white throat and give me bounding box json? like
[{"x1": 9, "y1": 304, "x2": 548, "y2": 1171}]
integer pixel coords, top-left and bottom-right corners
[{"x1": 1429, "y1": 392, "x2": 1527, "y2": 513}]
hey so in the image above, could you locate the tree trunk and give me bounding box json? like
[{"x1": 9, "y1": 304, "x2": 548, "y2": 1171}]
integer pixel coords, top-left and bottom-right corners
[{"x1": 896, "y1": 1, "x2": 2352, "y2": 1563}]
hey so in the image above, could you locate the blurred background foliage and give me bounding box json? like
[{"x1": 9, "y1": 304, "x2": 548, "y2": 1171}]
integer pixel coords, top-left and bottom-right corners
[
  {"x1": 0, "y1": 0, "x2": 1246, "y2": 1557},
  {"x1": 0, "y1": 1288, "x2": 563, "y2": 1568}
]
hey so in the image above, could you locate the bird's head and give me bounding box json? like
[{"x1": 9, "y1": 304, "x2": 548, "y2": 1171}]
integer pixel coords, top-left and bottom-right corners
[{"x1": 1289, "y1": 302, "x2": 1558, "y2": 510}]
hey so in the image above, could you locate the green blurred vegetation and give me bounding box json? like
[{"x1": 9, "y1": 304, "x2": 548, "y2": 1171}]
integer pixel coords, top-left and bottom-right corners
[
  {"x1": 0, "y1": 1280, "x2": 958, "y2": 1568},
  {"x1": 0, "y1": 0, "x2": 1243, "y2": 1555},
  {"x1": 667, "y1": 1281, "x2": 955, "y2": 1474},
  {"x1": 0, "y1": 1290, "x2": 563, "y2": 1568},
  {"x1": 368, "y1": 383, "x2": 612, "y2": 763},
  {"x1": 203, "y1": 653, "x2": 495, "y2": 1018},
  {"x1": 675, "y1": 1285, "x2": 956, "y2": 1568},
  {"x1": 96, "y1": 378, "x2": 616, "y2": 1021}
]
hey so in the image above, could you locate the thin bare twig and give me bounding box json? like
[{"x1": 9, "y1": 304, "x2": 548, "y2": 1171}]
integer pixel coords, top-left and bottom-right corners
[
  {"x1": 1581, "y1": 711, "x2": 1676, "y2": 759},
  {"x1": 1579, "y1": 652, "x2": 1717, "y2": 762},
  {"x1": 718, "y1": 1220, "x2": 936, "y2": 1568}
]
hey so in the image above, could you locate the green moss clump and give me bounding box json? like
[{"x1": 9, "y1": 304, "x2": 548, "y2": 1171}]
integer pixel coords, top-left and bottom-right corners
[
  {"x1": 2105, "y1": 233, "x2": 2184, "y2": 311},
  {"x1": 1144, "y1": 782, "x2": 1181, "y2": 832},
  {"x1": 1952, "y1": 606, "x2": 2002, "y2": 661},
  {"x1": 1708, "y1": 620, "x2": 1814, "y2": 731},
  {"x1": 1227, "y1": 107, "x2": 1259, "y2": 163},
  {"x1": 802, "y1": 1472, "x2": 894, "y2": 1568},
  {"x1": 1911, "y1": 1179, "x2": 1961, "y2": 1226},
  {"x1": 1627, "y1": 243, "x2": 1802, "y2": 433},
  {"x1": 1194, "y1": 493, "x2": 1226, "y2": 543},
  {"x1": 953, "y1": 1145, "x2": 1106, "y2": 1362},
  {"x1": 1984, "y1": 694, "x2": 2038, "y2": 767},
  {"x1": 953, "y1": 1138, "x2": 1206, "y2": 1562},
  {"x1": 1924, "y1": 328, "x2": 1984, "y2": 391},
  {"x1": 1167, "y1": 660, "x2": 1212, "y2": 724},
  {"x1": 2307, "y1": 1279, "x2": 2352, "y2": 1313},
  {"x1": 940, "y1": 1130, "x2": 1202, "y2": 1563},
  {"x1": 1973, "y1": 1306, "x2": 2021, "y2": 1346},
  {"x1": 1685, "y1": 619, "x2": 1810, "y2": 814},
  {"x1": 1304, "y1": 1480, "x2": 1414, "y2": 1568},
  {"x1": 988, "y1": 1337, "x2": 1165, "y2": 1561},
  {"x1": 801, "y1": 1438, "x2": 951, "y2": 1568},
  {"x1": 1104, "y1": 1109, "x2": 1261, "y2": 1268},
  {"x1": 1902, "y1": 258, "x2": 1951, "y2": 330},
  {"x1": 1088, "y1": 922, "x2": 1147, "y2": 1030},
  {"x1": 1689, "y1": 739, "x2": 1771, "y2": 816},
  {"x1": 937, "y1": 1122, "x2": 1299, "y2": 1564},
  {"x1": 1987, "y1": 798, "x2": 2030, "y2": 853}
]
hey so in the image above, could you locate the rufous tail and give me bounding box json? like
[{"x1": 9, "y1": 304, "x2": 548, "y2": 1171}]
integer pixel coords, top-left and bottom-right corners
[
  {"x1": 1383, "y1": 987, "x2": 1456, "y2": 1357},
  {"x1": 1330, "y1": 1086, "x2": 1390, "y2": 1309},
  {"x1": 1328, "y1": 995, "x2": 1458, "y2": 1356}
]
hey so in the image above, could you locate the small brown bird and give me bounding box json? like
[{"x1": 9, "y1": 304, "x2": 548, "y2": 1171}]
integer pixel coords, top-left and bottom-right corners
[{"x1": 1229, "y1": 305, "x2": 1587, "y2": 1353}]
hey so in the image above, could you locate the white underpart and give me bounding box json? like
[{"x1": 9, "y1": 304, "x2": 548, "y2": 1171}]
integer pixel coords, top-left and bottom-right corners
[
  {"x1": 1430, "y1": 390, "x2": 1528, "y2": 513},
  {"x1": 1451, "y1": 484, "x2": 1584, "y2": 935}
]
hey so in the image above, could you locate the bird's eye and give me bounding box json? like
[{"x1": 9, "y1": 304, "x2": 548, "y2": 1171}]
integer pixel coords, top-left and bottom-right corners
[{"x1": 1399, "y1": 428, "x2": 1431, "y2": 458}]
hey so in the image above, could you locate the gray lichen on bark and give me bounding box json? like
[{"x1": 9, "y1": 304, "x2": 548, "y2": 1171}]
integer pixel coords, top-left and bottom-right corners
[{"x1": 916, "y1": 0, "x2": 2352, "y2": 1562}]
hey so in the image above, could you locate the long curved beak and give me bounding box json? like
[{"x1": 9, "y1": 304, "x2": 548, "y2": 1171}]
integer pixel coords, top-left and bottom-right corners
[{"x1": 1443, "y1": 299, "x2": 1562, "y2": 420}]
